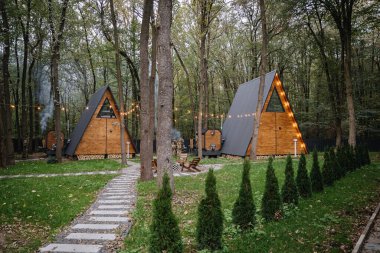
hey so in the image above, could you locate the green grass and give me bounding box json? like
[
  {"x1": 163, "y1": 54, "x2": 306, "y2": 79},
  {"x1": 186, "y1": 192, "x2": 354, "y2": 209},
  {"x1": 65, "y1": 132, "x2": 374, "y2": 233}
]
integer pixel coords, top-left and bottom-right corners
[
  {"x1": 0, "y1": 174, "x2": 116, "y2": 252},
  {"x1": 122, "y1": 157, "x2": 380, "y2": 253},
  {"x1": 0, "y1": 159, "x2": 122, "y2": 175}
]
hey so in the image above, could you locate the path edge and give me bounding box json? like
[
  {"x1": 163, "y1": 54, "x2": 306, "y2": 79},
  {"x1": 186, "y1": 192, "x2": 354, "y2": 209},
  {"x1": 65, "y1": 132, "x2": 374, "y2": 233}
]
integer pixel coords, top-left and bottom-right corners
[{"x1": 352, "y1": 201, "x2": 380, "y2": 253}]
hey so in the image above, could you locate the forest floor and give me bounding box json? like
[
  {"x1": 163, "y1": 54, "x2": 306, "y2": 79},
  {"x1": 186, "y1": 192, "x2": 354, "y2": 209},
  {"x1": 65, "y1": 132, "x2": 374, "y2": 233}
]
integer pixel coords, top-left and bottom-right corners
[
  {"x1": 0, "y1": 160, "x2": 119, "y2": 252},
  {"x1": 122, "y1": 156, "x2": 380, "y2": 253}
]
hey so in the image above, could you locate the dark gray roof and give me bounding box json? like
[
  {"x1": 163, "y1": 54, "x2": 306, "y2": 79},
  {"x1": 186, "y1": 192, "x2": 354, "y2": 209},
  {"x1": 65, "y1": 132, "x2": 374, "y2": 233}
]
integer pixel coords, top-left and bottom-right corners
[
  {"x1": 65, "y1": 86, "x2": 109, "y2": 156},
  {"x1": 221, "y1": 70, "x2": 276, "y2": 157}
]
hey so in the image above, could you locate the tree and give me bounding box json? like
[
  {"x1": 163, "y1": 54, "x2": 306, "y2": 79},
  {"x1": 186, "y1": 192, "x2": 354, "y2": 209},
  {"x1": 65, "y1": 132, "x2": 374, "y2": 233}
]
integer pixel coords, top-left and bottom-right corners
[
  {"x1": 296, "y1": 154, "x2": 312, "y2": 198},
  {"x1": 329, "y1": 147, "x2": 341, "y2": 180},
  {"x1": 139, "y1": 0, "x2": 154, "y2": 181},
  {"x1": 322, "y1": 149, "x2": 334, "y2": 186},
  {"x1": 250, "y1": 0, "x2": 268, "y2": 160},
  {"x1": 149, "y1": 173, "x2": 183, "y2": 253},
  {"x1": 310, "y1": 148, "x2": 324, "y2": 192},
  {"x1": 109, "y1": 0, "x2": 127, "y2": 165},
  {"x1": 281, "y1": 155, "x2": 299, "y2": 205},
  {"x1": 318, "y1": 0, "x2": 358, "y2": 147},
  {"x1": 0, "y1": 0, "x2": 15, "y2": 167},
  {"x1": 197, "y1": 169, "x2": 223, "y2": 250},
  {"x1": 261, "y1": 157, "x2": 282, "y2": 221},
  {"x1": 156, "y1": 0, "x2": 174, "y2": 190},
  {"x1": 232, "y1": 159, "x2": 256, "y2": 230},
  {"x1": 48, "y1": 0, "x2": 69, "y2": 163}
]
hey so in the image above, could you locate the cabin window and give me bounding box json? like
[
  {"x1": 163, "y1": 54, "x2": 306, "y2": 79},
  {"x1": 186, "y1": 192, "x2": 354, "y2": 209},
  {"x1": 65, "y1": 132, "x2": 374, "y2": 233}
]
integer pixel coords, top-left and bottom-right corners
[
  {"x1": 97, "y1": 98, "x2": 116, "y2": 118},
  {"x1": 266, "y1": 89, "x2": 285, "y2": 112}
]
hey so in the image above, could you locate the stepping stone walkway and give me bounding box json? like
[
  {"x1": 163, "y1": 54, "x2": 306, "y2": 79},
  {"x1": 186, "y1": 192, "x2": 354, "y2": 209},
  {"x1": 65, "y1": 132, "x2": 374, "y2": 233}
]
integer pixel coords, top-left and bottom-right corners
[
  {"x1": 361, "y1": 204, "x2": 380, "y2": 253},
  {"x1": 39, "y1": 162, "x2": 140, "y2": 253}
]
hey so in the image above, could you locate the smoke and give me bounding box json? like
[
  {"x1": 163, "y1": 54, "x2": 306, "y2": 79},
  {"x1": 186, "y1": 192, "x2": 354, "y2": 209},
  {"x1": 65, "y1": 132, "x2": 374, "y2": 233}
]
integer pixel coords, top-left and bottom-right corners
[
  {"x1": 171, "y1": 128, "x2": 181, "y2": 140},
  {"x1": 35, "y1": 65, "x2": 53, "y2": 133}
]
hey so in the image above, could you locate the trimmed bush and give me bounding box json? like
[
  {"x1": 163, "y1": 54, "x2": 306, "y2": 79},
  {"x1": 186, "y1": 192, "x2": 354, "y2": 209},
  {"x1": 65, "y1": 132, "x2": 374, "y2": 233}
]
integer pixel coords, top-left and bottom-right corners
[
  {"x1": 196, "y1": 169, "x2": 224, "y2": 251},
  {"x1": 336, "y1": 146, "x2": 347, "y2": 177},
  {"x1": 261, "y1": 157, "x2": 282, "y2": 221},
  {"x1": 322, "y1": 149, "x2": 334, "y2": 186},
  {"x1": 232, "y1": 159, "x2": 256, "y2": 230},
  {"x1": 310, "y1": 148, "x2": 324, "y2": 193},
  {"x1": 364, "y1": 145, "x2": 371, "y2": 165},
  {"x1": 296, "y1": 154, "x2": 312, "y2": 198},
  {"x1": 281, "y1": 155, "x2": 299, "y2": 205},
  {"x1": 329, "y1": 148, "x2": 341, "y2": 180},
  {"x1": 355, "y1": 146, "x2": 363, "y2": 168},
  {"x1": 149, "y1": 173, "x2": 183, "y2": 253}
]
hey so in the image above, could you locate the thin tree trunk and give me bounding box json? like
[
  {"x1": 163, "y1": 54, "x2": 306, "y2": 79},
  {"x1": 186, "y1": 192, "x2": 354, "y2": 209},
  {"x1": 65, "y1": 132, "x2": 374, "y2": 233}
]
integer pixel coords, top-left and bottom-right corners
[
  {"x1": 0, "y1": 0, "x2": 15, "y2": 165},
  {"x1": 110, "y1": 0, "x2": 127, "y2": 164},
  {"x1": 48, "y1": 0, "x2": 69, "y2": 163},
  {"x1": 28, "y1": 57, "x2": 36, "y2": 152},
  {"x1": 139, "y1": 0, "x2": 154, "y2": 181},
  {"x1": 250, "y1": 0, "x2": 268, "y2": 160},
  {"x1": 156, "y1": 0, "x2": 174, "y2": 190}
]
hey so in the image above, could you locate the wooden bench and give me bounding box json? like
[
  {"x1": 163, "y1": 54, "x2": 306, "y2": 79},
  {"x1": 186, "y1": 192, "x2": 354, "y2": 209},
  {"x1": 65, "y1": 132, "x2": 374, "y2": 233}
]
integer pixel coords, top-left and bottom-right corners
[
  {"x1": 182, "y1": 157, "x2": 201, "y2": 172},
  {"x1": 177, "y1": 153, "x2": 188, "y2": 167}
]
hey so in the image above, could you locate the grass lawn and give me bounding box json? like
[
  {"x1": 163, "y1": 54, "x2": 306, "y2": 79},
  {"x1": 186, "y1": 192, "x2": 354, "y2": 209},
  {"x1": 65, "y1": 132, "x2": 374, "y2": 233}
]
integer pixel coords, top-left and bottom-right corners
[
  {"x1": 122, "y1": 157, "x2": 380, "y2": 253},
  {"x1": 0, "y1": 159, "x2": 122, "y2": 176},
  {"x1": 0, "y1": 174, "x2": 116, "y2": 252}
]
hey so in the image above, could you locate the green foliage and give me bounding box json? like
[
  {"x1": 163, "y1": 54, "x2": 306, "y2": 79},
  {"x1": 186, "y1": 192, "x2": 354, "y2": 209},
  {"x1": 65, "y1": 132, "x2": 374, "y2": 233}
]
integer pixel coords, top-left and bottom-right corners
[
  {"x1": 149, "y1": 173, "x2": 183, "y2": 253},
  {"x1": 232, "y1": 159, "x2": 256, "y2": 230},
  {"x1": 196, "y1": 169, "x2": 224, "y2": 251},
  {"x1": 336, "y1": 146, "x2": 347, "y2": 177},
  {"x1": 261, "y1": 157, "x2": 282, "y2": 221},
  {"x1": 355, "y1": 146, "x2": 363, "y2": 168},
  {"x1": 322, "y1": 149, "x2": 334, "y2": 186},
  {"x1": 281, "y1": 155, "x2": 298, "y2": 205},
  {"x1": 364, "y1": 145, "x2": 371, "y2": 165},
  {"x1": 310, "y1": 148, "x2": 324, "y2": 193},
  {"x1": 296, "y1": 154, "x2": 312, "y2": 198},
  {"x1": 329, "y1": 148, "x2": 341, "y2": 180}
]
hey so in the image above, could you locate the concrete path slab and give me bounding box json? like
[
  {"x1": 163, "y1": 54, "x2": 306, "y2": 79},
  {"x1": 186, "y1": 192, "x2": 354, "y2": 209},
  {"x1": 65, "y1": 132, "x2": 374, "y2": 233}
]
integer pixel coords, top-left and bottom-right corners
[
  {"x1": 97, "y1": 205, "x2": 129, "y2": 209},
  {"x1": 66, "y1": 233, "x2": 116, "y2": 241},
  {"x1": 90, "y1": 210, "x2": 127, "y2": 215},
  {"x1": 40, "y1": 243, "x2": 103, "y2": 252},
  {"x1": 98, "y1": 199, "x2": 132, "y2": 204},
  {"x1": 89, "y1": 216, "x2": 130, "y2": 222},
  {"x1": 72, "y1": 224, "x2": 119, "y2": 230}
]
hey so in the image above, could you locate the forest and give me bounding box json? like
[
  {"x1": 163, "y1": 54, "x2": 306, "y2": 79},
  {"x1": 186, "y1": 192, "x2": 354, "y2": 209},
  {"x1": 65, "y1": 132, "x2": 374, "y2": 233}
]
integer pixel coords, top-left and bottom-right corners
[{"x1": 0, "y1": 0, "x2": 379, "y2": 167}]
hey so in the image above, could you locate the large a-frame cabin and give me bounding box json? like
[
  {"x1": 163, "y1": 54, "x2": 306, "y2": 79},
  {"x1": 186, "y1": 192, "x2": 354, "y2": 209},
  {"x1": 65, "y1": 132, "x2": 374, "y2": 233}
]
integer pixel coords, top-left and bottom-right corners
[
  {"x1": 65, "y1": 86, "x2": 136, "y2": 159},
  {"x1": 221, "y1": 70, "x2": 307, "y2": 157}
]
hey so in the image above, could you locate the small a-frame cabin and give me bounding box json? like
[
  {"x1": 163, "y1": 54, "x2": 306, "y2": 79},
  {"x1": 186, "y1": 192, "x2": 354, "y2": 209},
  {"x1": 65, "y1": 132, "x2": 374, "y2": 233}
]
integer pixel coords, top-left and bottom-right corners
[
  {"x1": 65, "y1": 86, "x2": 136, "y2": 159},
  {"x1": 221, "y1": 70, "x2": 307, "y2": 157}
]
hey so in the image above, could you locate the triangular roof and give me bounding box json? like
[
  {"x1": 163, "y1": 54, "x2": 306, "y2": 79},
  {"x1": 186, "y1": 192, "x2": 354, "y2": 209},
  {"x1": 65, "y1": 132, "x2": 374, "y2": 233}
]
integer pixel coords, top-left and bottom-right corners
[
  {"x1": 65, "y1": 85, "x2": 134, "y2": 156},
  {"x1": 221, "y1": 70, "x2": 276, "y2": 156}
]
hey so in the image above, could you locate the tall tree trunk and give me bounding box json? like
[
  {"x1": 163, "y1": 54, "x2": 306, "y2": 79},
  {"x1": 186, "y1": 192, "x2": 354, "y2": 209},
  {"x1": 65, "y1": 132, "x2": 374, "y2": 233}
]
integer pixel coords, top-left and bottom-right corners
[
  {"x1": 250, "y1": 0, "x2": 268, "y2": 160},
  {"x1": 139, "y1": 0, "x2": 154, "y2": 181},
  {"x1": 0, "y1": 0, "x2": 15, "y2": 165},
  {"x1": 18, "y1": 0, "x2": 31, "y2": 158},
  {"x1": 156, "y1": 0, "x2": 174, "y2": 190},
  {"x1": 110, "y1": 0, "x2": 127, "y2": 164},
  {"x1": 149, "y1": 19, "x2": 157, "y2": 167},
  {"x1": 48, "y1": 0, "x2": 69, "y2": 163},
  {"x1": 28, "y1": 58, "x2": 36, "y2": 152}
]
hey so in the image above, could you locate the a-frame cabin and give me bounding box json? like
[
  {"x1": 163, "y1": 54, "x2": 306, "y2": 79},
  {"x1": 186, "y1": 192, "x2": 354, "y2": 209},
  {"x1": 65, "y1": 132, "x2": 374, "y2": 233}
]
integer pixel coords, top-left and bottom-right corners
[
  {"x1": 221, "y1": 70, "x2": 307, "y2": 157},
  {"x1": 65, "y1": 86, "x2": 136, "y2": 159}
]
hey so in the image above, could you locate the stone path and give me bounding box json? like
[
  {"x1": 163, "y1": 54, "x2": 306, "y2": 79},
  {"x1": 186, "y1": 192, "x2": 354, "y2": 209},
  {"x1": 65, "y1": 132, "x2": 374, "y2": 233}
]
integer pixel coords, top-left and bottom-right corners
[
  {"x1": 361, "y1": 203, "x2": 380, "y2": 253},
  {"x1": 39, "y1": 162, "x2": 140, "y2": 253},
  {"x1": 0, "y1": 171, "x2": 120, "y2": 180}
]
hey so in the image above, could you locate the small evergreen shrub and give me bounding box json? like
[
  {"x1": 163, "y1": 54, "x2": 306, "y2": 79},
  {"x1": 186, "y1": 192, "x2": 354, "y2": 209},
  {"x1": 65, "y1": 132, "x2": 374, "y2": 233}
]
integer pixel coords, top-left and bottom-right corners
[
  {"x1": 196, "y1": 169, "x2": 224, "y2": 251},
  {"x1": 322, "y1": 149, "x2": 334, "y2": 186},
  {"x1": 232, "y1": 159, "x2": 256, "y2": 230},
  {"x1": 329, "y1": 148, "x2": 341, "y2": 180},
  {"x1": 364, "y1": 145, "x2": 371, "y2": 165},
  {"x1": 336, "y1": 146, "x2": 346, "y2": 177},
  {"x1": 355, "y1": 145, "x2": 363, "y2": 168},
  {"x1": 261, "y1": 157, "x2": 282, "y2": 221},
  {"x1": 281, "y1": 155, "x2": 299, "y2": 205},
  {"x1": 149, "y1": 173, "x2": 183, "y2": 253},
  {"x1": 310, "y1": 148, "x2": 324, "y2": 193},
  {"x1": 296, "y1": 154, "x2": 312, "y2": 198},
  {"x1": 350, "y1": 146, "x2": 358, "y2": 170}
]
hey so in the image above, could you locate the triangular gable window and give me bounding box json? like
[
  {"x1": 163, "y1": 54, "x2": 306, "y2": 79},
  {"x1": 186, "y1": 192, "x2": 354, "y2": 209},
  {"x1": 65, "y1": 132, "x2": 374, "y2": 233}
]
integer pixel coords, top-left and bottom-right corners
[
  {"x1": 97, "y1": 98, "x2": 116, "y2": 118},
  {"x1": 266, "y1": 89, "x2": 285, "y2": 112}
]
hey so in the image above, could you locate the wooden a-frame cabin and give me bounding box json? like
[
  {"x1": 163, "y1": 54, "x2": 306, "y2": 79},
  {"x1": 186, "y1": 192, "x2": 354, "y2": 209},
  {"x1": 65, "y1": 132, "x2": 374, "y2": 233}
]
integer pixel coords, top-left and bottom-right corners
[
  {"x1": 221, "y1": 70, "x2": 307, "y2": 157},
  {"x1": 65, "y1": 86, "x2": 136, "y2": 160}
]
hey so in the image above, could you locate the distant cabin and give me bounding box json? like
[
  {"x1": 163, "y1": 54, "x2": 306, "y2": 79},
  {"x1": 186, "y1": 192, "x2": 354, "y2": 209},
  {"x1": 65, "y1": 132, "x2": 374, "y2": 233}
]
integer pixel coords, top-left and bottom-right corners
[
  {"x1": 221, "y1": 70, "x2": 307, "y2": 157},
  {"x1": 65, "y1": 86, "x2": 136, "y2": 160}
]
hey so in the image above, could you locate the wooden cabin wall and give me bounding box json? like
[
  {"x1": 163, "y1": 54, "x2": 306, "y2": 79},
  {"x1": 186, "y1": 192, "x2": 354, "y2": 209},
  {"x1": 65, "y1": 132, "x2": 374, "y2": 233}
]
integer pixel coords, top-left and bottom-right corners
[
  {"x1": 202, "y1": 130, "x2": 222, "y2": 151},
  {"x1": 75, "y1": 90, "x2": 136, "y2": 155},
  {"x1": 246, "y1": 75, "x2": 307, "y2": 156}
]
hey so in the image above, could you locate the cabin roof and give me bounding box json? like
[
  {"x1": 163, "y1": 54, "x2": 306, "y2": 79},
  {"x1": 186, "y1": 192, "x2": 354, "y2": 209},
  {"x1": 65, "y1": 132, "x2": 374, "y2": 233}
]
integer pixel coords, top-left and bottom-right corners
[
  {"x1": 65, "y1": 85, "x2": 135, "y2": 156},
  {"x1": 221, "y1": 70, "x2": 277, "y2": 157}
]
